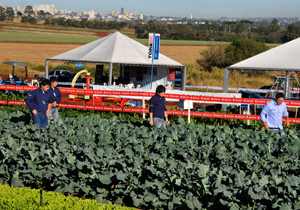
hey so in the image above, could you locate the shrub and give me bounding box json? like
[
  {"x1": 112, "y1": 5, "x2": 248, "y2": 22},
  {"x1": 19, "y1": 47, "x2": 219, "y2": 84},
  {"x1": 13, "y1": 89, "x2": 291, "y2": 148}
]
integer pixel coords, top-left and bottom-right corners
[{"x1": 0, "y1": 184, "x2": 135, "y2": 210}]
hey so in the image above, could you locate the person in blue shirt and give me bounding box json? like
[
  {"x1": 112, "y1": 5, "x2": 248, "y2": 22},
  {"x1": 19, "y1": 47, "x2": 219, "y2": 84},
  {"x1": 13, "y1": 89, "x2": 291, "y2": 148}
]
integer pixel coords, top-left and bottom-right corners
[
  {"x1": 149, "y1": 85, "x2": 169, "y2": 129},
  {"x1": 260, "y1": 93, "x2": 290, "y2": 132},
  {"x1": 25, "y1": 79, "x2": 54, "y2": 129},
  {"x1": 48, "y1": 76, "x2": 61, "y2": 119}
]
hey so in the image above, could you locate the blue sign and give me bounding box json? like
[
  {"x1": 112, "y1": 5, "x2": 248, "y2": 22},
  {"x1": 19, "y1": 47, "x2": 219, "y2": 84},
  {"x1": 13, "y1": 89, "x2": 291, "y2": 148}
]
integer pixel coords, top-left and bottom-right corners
[
  {"x1": 75, "y1": 63, "x2": 83, "y2": 68},
  {"x1": 154, "y1": 34, "x2": 160, "y2": 61}
]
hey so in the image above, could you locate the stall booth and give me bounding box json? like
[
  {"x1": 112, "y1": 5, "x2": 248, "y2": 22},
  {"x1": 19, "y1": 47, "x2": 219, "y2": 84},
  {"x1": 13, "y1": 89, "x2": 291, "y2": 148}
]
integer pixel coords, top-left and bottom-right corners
[{"x1": 45, "y1": 32, "x2": 186, "y2": 91}]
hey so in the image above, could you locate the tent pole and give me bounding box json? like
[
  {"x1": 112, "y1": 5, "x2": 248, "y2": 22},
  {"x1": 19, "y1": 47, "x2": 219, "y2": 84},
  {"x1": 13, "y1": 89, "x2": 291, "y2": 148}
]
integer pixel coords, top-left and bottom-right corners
[
  {"x1": 284, "y1": 70, "x2": 290, "y2": 99},
  {"x1": 182, "y1": 66, "x2": 186, "y2": 91},
  {"x1": 222, "y1": 68, "x2": 229, "y2": 112},
  {"x1": 45, "y1": 60, "x2": 49, "y2": 79},
  {"x1": 109, "y1": 63, "x2": 113, "y2": 86}
]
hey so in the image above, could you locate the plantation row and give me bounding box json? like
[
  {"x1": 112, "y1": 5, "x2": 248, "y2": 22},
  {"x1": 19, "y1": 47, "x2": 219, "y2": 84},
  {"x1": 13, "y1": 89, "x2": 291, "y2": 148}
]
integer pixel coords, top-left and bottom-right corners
[{"x1": 1, "y1": 110, "x2": 300, "y2": 209}]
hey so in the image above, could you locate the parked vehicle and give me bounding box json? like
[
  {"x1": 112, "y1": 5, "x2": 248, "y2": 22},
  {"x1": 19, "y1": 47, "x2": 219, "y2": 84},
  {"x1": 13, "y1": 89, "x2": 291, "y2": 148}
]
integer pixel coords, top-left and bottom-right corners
[
  {"x1": 239, "y1": 91, "x2": 264, "y2": 115},
  {"x1": 39, "y1": 70, "x2": 71, "y2": 80}
]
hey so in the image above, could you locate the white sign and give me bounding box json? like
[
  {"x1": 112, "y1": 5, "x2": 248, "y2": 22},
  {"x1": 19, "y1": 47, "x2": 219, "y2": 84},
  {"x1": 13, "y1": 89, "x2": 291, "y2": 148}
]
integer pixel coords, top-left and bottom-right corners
[{"x1": 148, "y1": 33, "x2": 154, "y2": 60}]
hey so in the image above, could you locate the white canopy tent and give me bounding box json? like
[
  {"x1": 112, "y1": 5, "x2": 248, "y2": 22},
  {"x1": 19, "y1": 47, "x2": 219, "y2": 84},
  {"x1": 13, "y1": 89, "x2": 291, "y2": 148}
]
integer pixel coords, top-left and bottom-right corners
[
  {"x1": 45, "y1": 32, "x2": 186, "y2": 90},
  {"x1": 223, "y1": 37, "x2": 300, "y2": 100}
]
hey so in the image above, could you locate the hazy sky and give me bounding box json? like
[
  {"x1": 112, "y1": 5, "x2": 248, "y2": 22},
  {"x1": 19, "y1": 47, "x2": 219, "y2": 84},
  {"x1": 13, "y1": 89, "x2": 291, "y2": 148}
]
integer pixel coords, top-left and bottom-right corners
[{"x1": 1, "y1": 0, "x2": 300, "y2": 18}]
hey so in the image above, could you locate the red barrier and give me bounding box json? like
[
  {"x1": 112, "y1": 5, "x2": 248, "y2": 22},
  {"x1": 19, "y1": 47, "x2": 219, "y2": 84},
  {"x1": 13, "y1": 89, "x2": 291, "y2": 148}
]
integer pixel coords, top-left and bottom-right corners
[
  {"x1": 1, "y1": 99, "x2": 300, "y2": 124},
  {"x1": 1, "y1": 85, "x2": 300, "y2": 106}
]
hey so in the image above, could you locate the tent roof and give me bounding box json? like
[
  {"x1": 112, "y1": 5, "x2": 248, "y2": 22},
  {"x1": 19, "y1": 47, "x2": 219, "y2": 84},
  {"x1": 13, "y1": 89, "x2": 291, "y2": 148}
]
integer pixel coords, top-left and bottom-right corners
[
  {"x1": 48, "y1": 32, "x2": 183, "y2": 67},
  {"x1": 228, "y1": 37, "x2": 300, "y2": 72},
  {"x1": 3, "y1": 61, "x2": 27, "y2": 67}
]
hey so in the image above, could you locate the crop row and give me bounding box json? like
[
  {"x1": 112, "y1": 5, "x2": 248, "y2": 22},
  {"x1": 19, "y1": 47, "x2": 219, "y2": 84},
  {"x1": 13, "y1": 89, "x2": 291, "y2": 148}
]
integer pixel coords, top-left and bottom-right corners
[{"x1": 1, "y1": 110, "x2": 300, "y2": 209}]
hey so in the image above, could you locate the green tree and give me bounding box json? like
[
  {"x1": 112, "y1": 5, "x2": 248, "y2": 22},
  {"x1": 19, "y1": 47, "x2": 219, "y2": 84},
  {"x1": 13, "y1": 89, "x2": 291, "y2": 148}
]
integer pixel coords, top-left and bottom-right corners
[
  {"x1": 225, "y1": 38, "x2": 269, "y2": 64},
  {"x1": 51, "y1": 18, "x2": 58, "y2": 25},
  {"x1": 282, "y1": 22, "x2": 300, "y2": 42},
  {"x1": 269, "y1": 18, "x2": 280, "y2": 33},
  {"x1": 44, "y1": 18, "x2": 51, "y2": 25},
  {"x1": 6, "y1": 7, "x2": 15, "y2": 20},
  {"x1": 38, "y1": 10, "x2": 45, "y2": 21},
  {"x1": 73, "y1": 20, "x2": 80, "y2": 27},
  {"x1": 21, "y1": 16, "x2": 29, "y2": 23},
  {"x1": 29, "y1": 17, "x2": 37, "y2": 24},
  {"x1": 24, "y1": 6, "x2": 35, "y2": 17},
  {"x1": 17, "y1": 11, "x2": 22, "y2": 17},
  {"x1": 65, "y1": 19, "x2": 73, "y2": 26}
]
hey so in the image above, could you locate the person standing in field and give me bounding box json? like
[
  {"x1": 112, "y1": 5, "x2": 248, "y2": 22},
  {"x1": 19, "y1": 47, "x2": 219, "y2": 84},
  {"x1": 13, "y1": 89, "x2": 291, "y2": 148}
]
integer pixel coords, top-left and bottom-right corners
[
  {"x1": 48, "y1": 76, "x2": 61, "y2": 119},
  {"x1": 25, "y1": 79, "x2": 54, "y2": 129},
  {"x1": 149, "y1": 85, "x2": 169, "y2": 129},
  {"x1": 260, "y1": 93, "x2": 290, "y2": 132}
]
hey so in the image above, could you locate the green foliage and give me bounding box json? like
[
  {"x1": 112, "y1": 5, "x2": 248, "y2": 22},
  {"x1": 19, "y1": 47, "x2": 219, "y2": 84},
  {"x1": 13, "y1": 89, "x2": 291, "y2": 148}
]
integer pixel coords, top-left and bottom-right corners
[
  {"x1": 196, "y1": 45, "x2": 228, "y2": 71},
  {"x1": 225, "y1": 38, "x2": 269, "y2": 65},
  {"x1": 1, "y1": 110, "x2": 300, "y2": 209},
  {"x1": 0, "y1": 184, "x2": 135, "y2": 209},
  {"x1": 197, "y1": 38, "x2": 269, "y2": 71}
]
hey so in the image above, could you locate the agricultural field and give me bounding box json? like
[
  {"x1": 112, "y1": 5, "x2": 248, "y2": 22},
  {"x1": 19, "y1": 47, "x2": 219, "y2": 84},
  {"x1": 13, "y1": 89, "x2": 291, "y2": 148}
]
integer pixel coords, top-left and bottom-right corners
[{"x1": 1, "y1": 110, "x2": 300, "y2": 209}]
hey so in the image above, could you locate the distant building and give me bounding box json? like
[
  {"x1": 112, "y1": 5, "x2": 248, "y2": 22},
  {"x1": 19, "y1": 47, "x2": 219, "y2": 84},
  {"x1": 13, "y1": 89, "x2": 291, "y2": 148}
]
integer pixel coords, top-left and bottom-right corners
[
  {"x1": 190, "y1": 14, "x2": 192, "y2": 19},
  {"x1": 39, "y1": 4, "x2": 45, "y2": 12},
  {"x1": 60, "y1": 9, "x2": 64, "y2": 14},
  {"x1": 45, "y1": 4, "x2": 49, "y2": 12},
  {"x1": 121, "y1": 7, "x2": 126, "y2": 15},
  {"x1": 89, "y1": 9, "x2": 95, "y2": 19},
  {"x1": 33, "y1": 4, "x2": 39, "y2": 12},
  {"x1": 111, "y1": 10, "x2": 114, "y2": 15},
  {"x1": 65, "y1": 8, "x2": 68, "y2": 14},
  {"x1": 133, "y1": 11, "x2": 137, "y2": 16},
  {"x1": 140, "y1": 14, "x2": 143, "y2": 20},
  {"x1": 68, "y1": 9, "x2": 71, "y2": 14},
  {"x1": 50, "y1": 6, "x2": 54, "y2": 15},
  {"x1": 126, "y1": 12, "x2": 130, "y2": 16}
]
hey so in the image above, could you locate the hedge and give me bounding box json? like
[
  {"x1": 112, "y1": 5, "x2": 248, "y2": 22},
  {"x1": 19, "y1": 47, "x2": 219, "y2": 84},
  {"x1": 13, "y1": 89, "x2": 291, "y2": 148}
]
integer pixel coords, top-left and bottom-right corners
[{"x1": 0, "y1": 184, "x2": 136, "y2": 210}]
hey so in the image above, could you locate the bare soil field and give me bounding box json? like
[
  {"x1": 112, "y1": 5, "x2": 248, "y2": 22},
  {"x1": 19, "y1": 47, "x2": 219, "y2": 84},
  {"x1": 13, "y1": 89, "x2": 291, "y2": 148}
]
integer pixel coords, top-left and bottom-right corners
[{"x1": 0, "y1": 42, "x2": 206, "y2": 65}]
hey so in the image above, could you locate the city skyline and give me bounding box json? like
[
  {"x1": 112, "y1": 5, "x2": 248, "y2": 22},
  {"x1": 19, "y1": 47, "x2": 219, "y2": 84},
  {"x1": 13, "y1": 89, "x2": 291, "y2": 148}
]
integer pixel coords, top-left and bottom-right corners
[{"x1": 1, "y1": 0, "x2": 300, "y2": 18}]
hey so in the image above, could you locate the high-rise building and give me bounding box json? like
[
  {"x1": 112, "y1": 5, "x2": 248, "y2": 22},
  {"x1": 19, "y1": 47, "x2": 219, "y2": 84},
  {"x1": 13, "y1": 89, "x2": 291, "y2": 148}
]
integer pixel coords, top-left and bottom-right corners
[
  {"x1": 49, "y1": 6, "x2": 54, "y2": 15},
  {"x1": 111, "y1": 10, "x2": 114, "y2": 15},
  {"x1": 60, "y1": 9, "x2": 64, "y2": 14},
  {"x1": 140, "y1": 14, "x2": 143, "y2": 20},
  {"x1": 121, "y1": 7, "x2": 126, "y2": 15},
  {"x1": 133, "y1": 11, "x2": 137, "y2": 16},
  {"x1": 89, "y1": 10, "x2": 95, "y2": 19},
  {"x1": 39, "y1": 4, "x2": 45, "y2": 12},
  {"x1": 45, "y1": 4, "x2": 50, "y2": 13},
  {"x1": 33, "y1": 4, "x2": 39, "y2": 12},
  {"x1": 65, "y1": 8, "x2": 68, "y2": 14},
  {"x1": 68, "y1": 9, "x2": 71, "y2": 14},
  {"x1": 190, "y1": 14, "x2": 192, "y2": 19}
]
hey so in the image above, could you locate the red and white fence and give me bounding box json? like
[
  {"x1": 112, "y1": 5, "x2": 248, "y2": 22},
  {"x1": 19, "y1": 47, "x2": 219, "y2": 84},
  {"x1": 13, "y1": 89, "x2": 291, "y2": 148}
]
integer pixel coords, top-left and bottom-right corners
[{"x1": 1, "y1": 85, "x2": 300, "y2": 124}]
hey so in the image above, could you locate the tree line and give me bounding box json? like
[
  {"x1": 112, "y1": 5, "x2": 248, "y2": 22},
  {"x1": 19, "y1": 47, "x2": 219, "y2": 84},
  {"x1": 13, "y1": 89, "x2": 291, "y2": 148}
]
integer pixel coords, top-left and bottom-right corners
[{"x1": 1, "y1": 5, "x2": 300, "y2": 43}]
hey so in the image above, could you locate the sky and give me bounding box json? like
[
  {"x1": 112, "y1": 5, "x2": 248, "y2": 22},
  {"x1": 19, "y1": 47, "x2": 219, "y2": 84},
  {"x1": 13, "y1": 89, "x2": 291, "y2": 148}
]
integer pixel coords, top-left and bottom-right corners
[{"x1": 1, "y1": 0, "x2": 300, "y2": 18}]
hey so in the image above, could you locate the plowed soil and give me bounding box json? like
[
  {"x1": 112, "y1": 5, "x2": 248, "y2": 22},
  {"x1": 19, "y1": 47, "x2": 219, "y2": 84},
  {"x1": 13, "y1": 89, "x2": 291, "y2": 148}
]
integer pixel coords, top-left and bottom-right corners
[{"x1": 0, "y1": 42, "x2": 208, "y2": 65}]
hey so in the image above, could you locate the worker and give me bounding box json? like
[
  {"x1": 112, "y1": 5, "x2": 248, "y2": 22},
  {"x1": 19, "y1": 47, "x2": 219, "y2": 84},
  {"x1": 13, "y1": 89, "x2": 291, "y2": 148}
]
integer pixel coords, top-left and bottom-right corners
[
  {"x1": 149, "y1": 85, "x2": 169, "y2": 129},
  {"x1": 260, "y1": 93, "x2": 290, "y2": 132},
  {"x1": 48, "y1": 76, "x2": 61, "y2": 119},
  {"x1": 25, "y1": 79, "x2": 54, "y2": 129}
]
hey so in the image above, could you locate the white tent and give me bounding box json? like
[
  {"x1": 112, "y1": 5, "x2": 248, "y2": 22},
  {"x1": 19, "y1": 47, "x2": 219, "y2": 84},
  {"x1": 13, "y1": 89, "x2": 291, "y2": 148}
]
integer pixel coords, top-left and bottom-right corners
[
  {"x1": 228, "y1": 37, "x2": 300, "y2": 71},
  {"x1": 222, "y1": 37, "x2": 300, "y2": 99},
  {"x1": 45, "y1": 32, "x2": 186, "y2": 89}
]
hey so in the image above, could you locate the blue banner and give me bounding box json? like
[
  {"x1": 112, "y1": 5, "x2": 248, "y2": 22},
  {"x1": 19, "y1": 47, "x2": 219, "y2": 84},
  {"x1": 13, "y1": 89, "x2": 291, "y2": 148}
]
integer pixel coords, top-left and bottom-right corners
[
  {"x1": 75, "y1": 63, "x2": 83, "y2": 68},
  {"x1": 154, "y1": 34, "x2": 160, "y2": 61}
]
